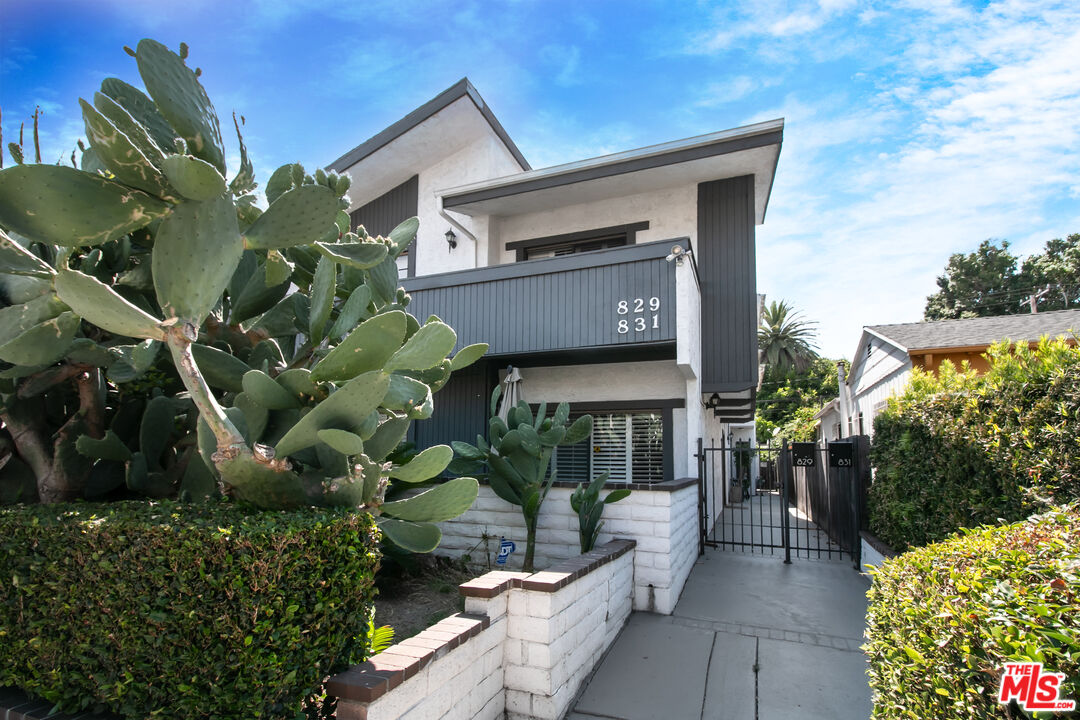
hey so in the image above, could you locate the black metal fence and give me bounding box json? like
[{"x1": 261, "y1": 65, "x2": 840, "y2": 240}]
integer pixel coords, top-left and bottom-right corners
[{"x1": 696, "y1": 437, "x2": 869, "y2": 567}]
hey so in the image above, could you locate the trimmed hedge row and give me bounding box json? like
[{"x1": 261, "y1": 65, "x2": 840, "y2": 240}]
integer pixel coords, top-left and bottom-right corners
[
  {"x1": 0, "y1": 501, "x2": 380, "y2": 719},
  {"x1": 865, "y1": 506, "x2": 1079, "y2": 719},
  {"x1": 869, "y1": 338, "x2": 1079, "y2": 551}
]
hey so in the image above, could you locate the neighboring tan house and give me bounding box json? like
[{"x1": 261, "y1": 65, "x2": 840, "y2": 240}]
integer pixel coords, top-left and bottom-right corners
[{"x1": 820, "y1": 309, "x2": 1080, "y2": 440}]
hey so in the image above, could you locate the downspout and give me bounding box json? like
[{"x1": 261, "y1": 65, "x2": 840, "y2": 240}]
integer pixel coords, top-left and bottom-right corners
[
  {"x1": 836, "y1": 360, "x2": 852, "y2": 439},
  {"x1": 436, "y1": 194, "x2": 479, "y2": 265}
]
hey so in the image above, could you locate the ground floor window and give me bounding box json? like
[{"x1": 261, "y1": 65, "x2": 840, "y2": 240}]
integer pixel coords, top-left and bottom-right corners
[{"x1": 553, "y1": 411, "x2": 663, "y2": 484}]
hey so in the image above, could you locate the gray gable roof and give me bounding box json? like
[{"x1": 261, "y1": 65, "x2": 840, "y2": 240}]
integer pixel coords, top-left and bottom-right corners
[
  {"x1": 868, "y1": 309, "x2": 1080, "y2": 352},
  {"x1": 326, "y1": 78, "x2": 530, "y2": 173}
]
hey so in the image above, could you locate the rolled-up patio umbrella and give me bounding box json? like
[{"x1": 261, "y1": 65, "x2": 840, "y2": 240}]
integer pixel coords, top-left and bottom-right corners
[{"x1": 497, "y1": 366, "x2": 524, "y2": 423}]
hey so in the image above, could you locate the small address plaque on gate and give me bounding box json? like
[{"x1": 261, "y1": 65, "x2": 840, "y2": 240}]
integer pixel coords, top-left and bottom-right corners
[
  {"x1": 616, "y1": 296, "x2": 660, "y2": 334},
  {"x1": 792, "y1": 443, "x2": 817, "y2": 467}
]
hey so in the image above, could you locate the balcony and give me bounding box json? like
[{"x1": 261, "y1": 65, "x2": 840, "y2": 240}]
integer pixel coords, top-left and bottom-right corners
[{"x1": 401, "y1": 241, "x2": 691, "y2": 360}]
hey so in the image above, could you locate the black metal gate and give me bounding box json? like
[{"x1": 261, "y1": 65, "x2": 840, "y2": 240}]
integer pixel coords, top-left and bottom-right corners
[{"x1": 696, "y1": 436, "x2": 869, "y2": 567}]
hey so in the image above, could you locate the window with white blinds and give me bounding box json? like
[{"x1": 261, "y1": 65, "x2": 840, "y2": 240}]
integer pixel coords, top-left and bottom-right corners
[{"x1": 553, "y1": 412, "x2": 663, "y2": 484}]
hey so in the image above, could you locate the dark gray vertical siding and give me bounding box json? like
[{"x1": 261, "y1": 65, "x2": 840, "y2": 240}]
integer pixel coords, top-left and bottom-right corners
[
  {"x1": 403, "y1": 253, "x2": 676, "y2": 355},
  {"x1": 412, "y1": 361, "x2": 490, "y2": 452},
  {"x1": 349, "y1": 175, "x2": 418, "y2": 236},
  {"x1": 698, "y1": 176, "x2": 757, "y2": 392},
  {"x1": 350, "y1": 175, "x2": 418, "y2": 275}
]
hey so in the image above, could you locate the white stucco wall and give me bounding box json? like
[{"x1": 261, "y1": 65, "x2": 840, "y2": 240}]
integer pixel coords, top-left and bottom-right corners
[
  {"x1": 507, "y1": 360, "x2": 693, "y2": 478},
  {"x1": 415, "y1": 135, "x2": 521, "y2": 277},
  {"x1": 673, "y1": 252, "x2": 704, "y2": 482},
  {"x1": 488, "y1": 184, "x2": 698, "y2": 265}
]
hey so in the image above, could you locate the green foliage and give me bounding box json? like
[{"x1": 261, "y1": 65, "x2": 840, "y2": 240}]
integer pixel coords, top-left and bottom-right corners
[
  {"x1": 869, "y1": 338, "x2": 1080, "y2": 551},
  {"x1": 569, "y1": 470, "x2": 630, "y2": 553},
  {"x1": 755, "y1": 356, "x2": 840, "y2": 444},
  {"x1": 865, "y1": 506, "x2": 1079, "y2": 719},
  {"x1": 758, "y1": 299, "x2": 819, "y2": 373},
  {"x1": 0, "y1": 38, "x2": 480, "y2": 544},
  {"x1": 451, "y1": 388, "x2": 593, "y2": 571},
  {"x1": 0, "y1": 500, "x2": 381, "y2": 719},
  {"x1": 925, "y1": 234, "x2": 1079, "y2": 320}
]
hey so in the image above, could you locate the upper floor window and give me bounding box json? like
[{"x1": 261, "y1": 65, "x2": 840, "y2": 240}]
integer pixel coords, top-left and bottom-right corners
[{"x1": 505, "y1": 221, "x2": 649, "y2": 262}]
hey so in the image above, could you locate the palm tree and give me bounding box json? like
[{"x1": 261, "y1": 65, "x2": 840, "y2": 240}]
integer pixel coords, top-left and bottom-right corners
[{"x1": 758, "y1": 300, "x2": 819, "y2": 372}]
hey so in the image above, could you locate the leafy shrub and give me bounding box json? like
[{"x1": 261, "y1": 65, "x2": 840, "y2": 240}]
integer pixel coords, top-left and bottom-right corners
[
  {"x1": 0, "y1": 501, "x2": 379, "y2": 719},
  {"x1": 865, "y1": 506, "x2": 1079, "y2": 719},
  {"x1": 869, "y1": 338, "x2": 1079, "y2": 550}
]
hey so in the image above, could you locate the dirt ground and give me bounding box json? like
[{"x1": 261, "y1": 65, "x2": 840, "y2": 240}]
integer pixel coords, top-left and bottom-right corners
[{"x1": 373, "y1": 555, "x2": 478, "y2": 641}]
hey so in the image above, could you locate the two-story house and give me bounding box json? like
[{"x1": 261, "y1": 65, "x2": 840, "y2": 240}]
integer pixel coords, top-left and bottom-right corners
[{"x1": 328, "y1": 79, "x2": 783, "y2": 611}]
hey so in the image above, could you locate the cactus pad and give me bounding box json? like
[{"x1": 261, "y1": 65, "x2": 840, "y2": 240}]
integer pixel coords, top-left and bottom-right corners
[
  {"x1": 314, "y1": 240, "x2": 388, "y2": 270},
  {"x1": 190, "y1": 343, "x2": 250, "y2": 392},
  {"x1": 361, "y1": 416, "x2": 410, "y2": 462},
  {"x1": 135, "y1": 39, "x2": 225, "y2": 172},
  {"x1": 308, "y1": 255, "x2": 336, "y2": 343},
  {"x1": 311, "y1": 310, "x2": 407, "y2": 382},
  {"x1": 381, "y1": 477, "x2": 479, "y2": 522},
  {"x1": 80, "y1": 99, "x2": 173, "y2": 198},
  {"x1": 388, "y1": 445, "x2": 453, "y2": 483},
  {"x1": 329, "y1": 285, "x2": 372, "y2": 340},
  {"x1": 242, "y1": 369, "x2": 301, "y2": 410},
  {"x1": 0, "y1": 230, "x2": 55, "y2": 278},
  {"x1": 316, "y1": 429, "x2": 365, "y2": 456},
  {"x1": 450, "y1": 343, "x2": 488, "y2": 371},
  {"x1": 384, "y1": 320, "x2": 457, "y2": 372},
  {"x1": 161, "y1": 153, "x2": 227, "y2": 201},
  {"x1": 93, "y1": 91, "x2": 166, "y2": 166},
  {"x1": 378, "y1": 518, "x2": 442, "y2": 553},
  {"x1": 0, "y1": 293, "x2": 67, "y2": 346},
  {"x1": 54, "y1": 269, "x2": 166, "y2": 341},
  {"x1": 0, "y1": 311, "x2": 80, "y2": 366},
  {"x1": 242, "y1": 184, "x2": 340, "y2": 250},
  {"x1": 99, "y1": 77, "x2": 178, "y2": 154},
  {"x1": 152, "y1": 192, "x2": 242, "y2": 324},
  {"x1": 0, "y1": 165, "x2": 172, "y2": 248},
  {"x1": 383, "y1": 374, "x2": 434, "y2": 419},
  {"x1": 274, "y1": 370, "x2": 390, "y2": 456}
]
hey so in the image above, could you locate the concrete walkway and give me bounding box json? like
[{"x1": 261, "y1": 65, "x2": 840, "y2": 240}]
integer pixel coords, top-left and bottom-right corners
[{"x1": 568, "y1": 550, "x2": 872, "y2": 720}]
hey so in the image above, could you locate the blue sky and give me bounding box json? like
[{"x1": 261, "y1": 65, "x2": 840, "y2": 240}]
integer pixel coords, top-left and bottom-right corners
[{"x1": 3, "y1": 0, "x2": 1078, "y2": 358}]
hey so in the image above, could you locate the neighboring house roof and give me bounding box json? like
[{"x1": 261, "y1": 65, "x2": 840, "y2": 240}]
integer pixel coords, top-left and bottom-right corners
[
  {"x1": 813, "y1": 398, "x2": 839, "y2": 421},
  {"x1": 440, "y1": 119, "x2": 783, "y2": 224},
  {"x1": 867, "y1": 308, "x2": 1080, "y2": 353},
  {"x1": 327, "y1": 78, "x2": 530, "y2": 173}
]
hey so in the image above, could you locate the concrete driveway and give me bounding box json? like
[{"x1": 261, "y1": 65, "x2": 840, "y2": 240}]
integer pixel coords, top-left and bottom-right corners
[{"x1": 568, "y1": 550, "x2": 873, "y2": 720}]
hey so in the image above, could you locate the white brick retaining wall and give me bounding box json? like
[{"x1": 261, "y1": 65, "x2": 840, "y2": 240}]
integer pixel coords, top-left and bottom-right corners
[
  {"x1": 329, "y1": 540, "x2": 636, "y2": 720},
  {"x1": 435, "y1": 479, "x2": 698, "y2": 614},
  {"x1": 859, "y1": 530, "x2": 897, "y2": 572}
]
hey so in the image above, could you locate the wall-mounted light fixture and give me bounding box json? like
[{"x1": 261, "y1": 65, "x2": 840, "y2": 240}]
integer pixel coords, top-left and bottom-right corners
[
  {"x1": 665, "y1": 244, "x2": 687, "y2": 265},
  {"x1": 445, "y1": 229, "x2": 457, "y2": 251}
]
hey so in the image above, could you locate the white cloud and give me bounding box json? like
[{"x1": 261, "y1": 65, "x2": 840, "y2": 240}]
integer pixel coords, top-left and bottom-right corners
[{"x1": 750, "y1": 1, "x2": 1080, "y2": 357}]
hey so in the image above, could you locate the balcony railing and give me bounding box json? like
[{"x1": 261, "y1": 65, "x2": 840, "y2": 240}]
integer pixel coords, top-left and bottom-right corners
[{"x1": 401, "y1": 240, "x2": 690, "y2": 358}]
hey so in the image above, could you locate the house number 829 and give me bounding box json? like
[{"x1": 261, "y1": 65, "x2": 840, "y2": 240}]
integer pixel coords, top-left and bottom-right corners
[{"x1": 617, "y1": 297, "x2": 660, "y2": 334}]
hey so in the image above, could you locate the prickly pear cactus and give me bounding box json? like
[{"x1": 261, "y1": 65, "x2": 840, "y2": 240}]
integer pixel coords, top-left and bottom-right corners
[
  {"x1": 451, "y1": 388, "x2": 594, "y2": 570},
  {"x1": 0, "y1": 39, "x2": 485, "y2": 552}
]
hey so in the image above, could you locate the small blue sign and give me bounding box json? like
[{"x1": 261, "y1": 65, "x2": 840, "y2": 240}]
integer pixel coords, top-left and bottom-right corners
[{"x1": 496, "y1": 538, "x2": 516, "y2": 565}]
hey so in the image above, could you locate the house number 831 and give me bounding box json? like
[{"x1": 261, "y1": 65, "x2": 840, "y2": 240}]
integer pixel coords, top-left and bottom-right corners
[{"x1": 617, "y1": 297, "x2": 660, "y2": 334}]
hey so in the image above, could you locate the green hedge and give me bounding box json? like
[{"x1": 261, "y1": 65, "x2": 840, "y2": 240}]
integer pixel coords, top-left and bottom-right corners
[
  {"x1": 870, "y1": 338, "x2": 1079, "y2": 550},
  {"x1": 865, "y1": 506, "x2": 1079, "y2": 719},
  {"x1": 0, "y1": 501, "x2": 380, "y2": 719}
]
